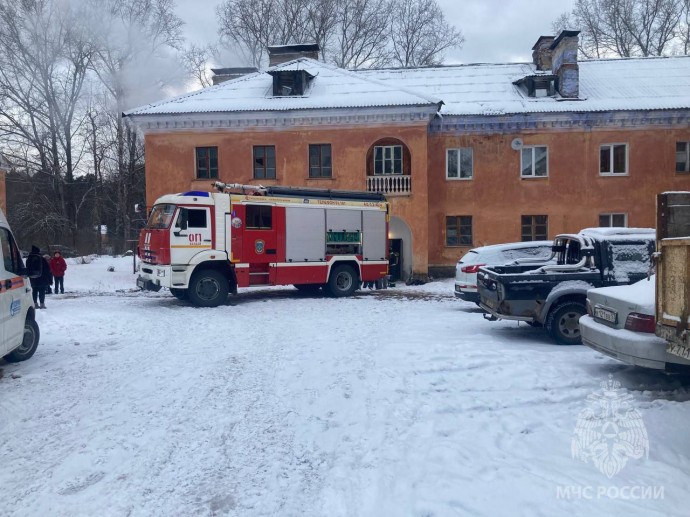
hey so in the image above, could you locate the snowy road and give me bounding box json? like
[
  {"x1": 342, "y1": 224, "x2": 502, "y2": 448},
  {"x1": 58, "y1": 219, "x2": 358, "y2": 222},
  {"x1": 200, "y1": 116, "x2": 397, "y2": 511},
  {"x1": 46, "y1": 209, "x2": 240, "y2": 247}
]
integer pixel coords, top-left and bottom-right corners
[{"x1": 2, "y1": 258, "x2": 690, "y2": 516}]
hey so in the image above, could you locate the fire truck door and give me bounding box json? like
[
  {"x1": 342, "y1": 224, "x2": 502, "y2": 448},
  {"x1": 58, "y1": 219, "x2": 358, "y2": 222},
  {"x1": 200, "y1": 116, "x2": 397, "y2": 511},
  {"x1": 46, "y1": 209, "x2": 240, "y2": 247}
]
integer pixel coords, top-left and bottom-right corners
[
  {"x1": 242, "y1": 204, "x2": 277, "y2": 266},
  {"x1": 170, "y1": 207, "x2": 213, "y2": 263}
]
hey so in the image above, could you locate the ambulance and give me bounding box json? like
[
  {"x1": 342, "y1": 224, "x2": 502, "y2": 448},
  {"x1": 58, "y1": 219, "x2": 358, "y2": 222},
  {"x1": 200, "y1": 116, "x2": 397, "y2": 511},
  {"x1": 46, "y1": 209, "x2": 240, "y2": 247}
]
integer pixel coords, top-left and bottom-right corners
[
  {"x1": 137, "y1": 183, "x2": 390, "y2": 307},
  {"x1": 0, "y1": 208, "x2": 40, "y2": 362}
]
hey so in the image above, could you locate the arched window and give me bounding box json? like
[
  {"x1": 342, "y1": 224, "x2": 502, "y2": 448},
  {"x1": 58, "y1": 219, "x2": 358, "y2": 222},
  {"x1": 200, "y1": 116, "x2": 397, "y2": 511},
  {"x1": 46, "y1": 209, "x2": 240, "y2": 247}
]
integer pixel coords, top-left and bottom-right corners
[{"x1": 366, "y1": 138, "x2": 411, "y2": 176}]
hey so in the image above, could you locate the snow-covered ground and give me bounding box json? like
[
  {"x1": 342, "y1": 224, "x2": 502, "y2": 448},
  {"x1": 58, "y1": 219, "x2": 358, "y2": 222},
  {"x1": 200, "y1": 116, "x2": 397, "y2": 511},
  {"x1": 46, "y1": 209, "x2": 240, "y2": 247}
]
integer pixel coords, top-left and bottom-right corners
[{"x1": 2, "y1": 256, "x2": 690, "y2": 516}]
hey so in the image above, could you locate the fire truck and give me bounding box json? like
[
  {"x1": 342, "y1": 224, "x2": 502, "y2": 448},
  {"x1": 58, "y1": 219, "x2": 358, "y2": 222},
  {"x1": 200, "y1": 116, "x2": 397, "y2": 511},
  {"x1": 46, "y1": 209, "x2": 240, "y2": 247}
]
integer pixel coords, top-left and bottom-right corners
[{"x1": 137, "y1": 182, "x2": 390, "y2": 307}]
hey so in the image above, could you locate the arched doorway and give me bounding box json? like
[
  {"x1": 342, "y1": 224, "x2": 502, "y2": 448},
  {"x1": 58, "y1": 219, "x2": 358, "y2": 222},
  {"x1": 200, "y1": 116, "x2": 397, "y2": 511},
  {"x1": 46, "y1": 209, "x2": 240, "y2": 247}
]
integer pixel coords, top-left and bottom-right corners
[{"x1": 389, "y1": 216, "x2": 413, "y2": 282}]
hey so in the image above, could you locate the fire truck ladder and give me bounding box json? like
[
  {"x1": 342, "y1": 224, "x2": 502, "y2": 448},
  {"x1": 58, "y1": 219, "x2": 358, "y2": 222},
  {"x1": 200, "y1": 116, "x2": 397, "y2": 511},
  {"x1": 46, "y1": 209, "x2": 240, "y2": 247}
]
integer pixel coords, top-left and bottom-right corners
[{"x1": 212, "y1": 181, "x2": 386, "y2": 202}]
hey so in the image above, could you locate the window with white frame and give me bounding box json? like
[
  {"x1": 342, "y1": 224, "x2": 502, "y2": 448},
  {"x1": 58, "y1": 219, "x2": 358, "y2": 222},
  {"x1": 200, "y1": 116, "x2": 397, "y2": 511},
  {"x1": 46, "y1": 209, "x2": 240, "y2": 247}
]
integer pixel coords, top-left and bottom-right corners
[
  {"x1": 599, "y1": 213, "x2": 628, "y2": 227},
  {"x1": 521, "y1": 146, "x2": 548, "y2": 177},
  {"x1": 676, "y1": 142, "x2": 690, "y2": 173},
  {"x1": 446, "y1": 148, "x2": 473, "y2": 179},
  {"x1": 374, "y1": 145, "x2": 402, "y2": 175},
  {"x1": 600, "y1": 144, "x2": 628, "y2": 175}
]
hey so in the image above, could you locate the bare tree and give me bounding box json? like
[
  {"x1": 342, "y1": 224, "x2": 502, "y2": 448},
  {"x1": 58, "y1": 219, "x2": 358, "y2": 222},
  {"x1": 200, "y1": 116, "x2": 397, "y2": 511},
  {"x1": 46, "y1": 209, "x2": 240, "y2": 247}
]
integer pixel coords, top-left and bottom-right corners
[
  {"x1": 217, "y1": 0, "x2": 459, "y2": 69},
  {"x1": 332, "y1": 0, "x2": 392, "y2": 68},
  {"x1": 556, "y1": 0, "x2": 686, "y2": 58},
  {"x1": 389, "y1": 0, "x2": 464, "y2": 67},
  {"x1": 0, "y1": 0, "x2": 95, "y2": 244},
  {"x1": 183, "y1": 43, "x2": 219, "y2": 88},
  {"x1": 218, "y1": 0, "x2": 278, "y2": 68},
  {"x1": 87, "y1": 0, "x2": 183, "y2": 250}
]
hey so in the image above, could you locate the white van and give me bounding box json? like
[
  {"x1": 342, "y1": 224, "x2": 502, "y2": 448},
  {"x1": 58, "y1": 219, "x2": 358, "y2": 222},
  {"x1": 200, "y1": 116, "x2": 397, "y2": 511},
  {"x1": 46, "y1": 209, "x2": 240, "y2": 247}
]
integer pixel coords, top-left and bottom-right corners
[{"x1": 0, "y1": 208, "x2": 39, "y2": 362}]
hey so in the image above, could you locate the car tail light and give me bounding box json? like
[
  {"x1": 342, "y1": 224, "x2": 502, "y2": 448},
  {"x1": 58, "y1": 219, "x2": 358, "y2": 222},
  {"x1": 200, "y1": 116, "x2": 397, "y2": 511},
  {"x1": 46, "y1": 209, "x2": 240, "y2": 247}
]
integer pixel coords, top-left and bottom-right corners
[
  {"x1": 461, "y1": 264, "x2": 486, "y2": 274},
  {"x1": 624, "y1": 313, "x2": 656, "y2": 333},
  {"x1": 586, "y1": 299, "x2": 593, "y2": 316}
]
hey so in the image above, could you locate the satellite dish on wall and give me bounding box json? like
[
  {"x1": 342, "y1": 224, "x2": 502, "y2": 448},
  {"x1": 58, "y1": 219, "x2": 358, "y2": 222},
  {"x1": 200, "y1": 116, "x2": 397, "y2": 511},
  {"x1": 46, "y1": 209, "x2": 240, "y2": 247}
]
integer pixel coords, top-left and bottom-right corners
[{"x1": 511, "y1": 138, "x2": 523, "y2": 150}]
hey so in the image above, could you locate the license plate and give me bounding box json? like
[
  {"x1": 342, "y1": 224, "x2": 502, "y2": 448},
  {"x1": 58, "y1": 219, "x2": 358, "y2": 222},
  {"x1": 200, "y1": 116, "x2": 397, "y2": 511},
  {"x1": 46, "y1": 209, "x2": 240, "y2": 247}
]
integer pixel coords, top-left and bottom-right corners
[
  {"x1": 136, "y1": 278, "x2": 145, "y2": 288},
  {"x1": 594, "y1": 306, "x2": 617, "y2": 324}
]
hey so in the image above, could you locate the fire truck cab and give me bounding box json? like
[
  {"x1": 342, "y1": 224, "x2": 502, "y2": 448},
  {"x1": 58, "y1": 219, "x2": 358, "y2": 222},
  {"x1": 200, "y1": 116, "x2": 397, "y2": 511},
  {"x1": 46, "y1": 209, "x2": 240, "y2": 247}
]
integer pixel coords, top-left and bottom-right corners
[{"x1": 137, "y1": 183, "x2": 389, "y2": 307}]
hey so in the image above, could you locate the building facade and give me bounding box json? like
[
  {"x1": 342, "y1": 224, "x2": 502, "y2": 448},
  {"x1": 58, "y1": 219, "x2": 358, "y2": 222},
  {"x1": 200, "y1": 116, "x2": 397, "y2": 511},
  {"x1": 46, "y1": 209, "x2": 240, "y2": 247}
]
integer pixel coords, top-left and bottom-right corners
[{"x1": 126, "y1": 31, "x2": 690, "y2": 280}]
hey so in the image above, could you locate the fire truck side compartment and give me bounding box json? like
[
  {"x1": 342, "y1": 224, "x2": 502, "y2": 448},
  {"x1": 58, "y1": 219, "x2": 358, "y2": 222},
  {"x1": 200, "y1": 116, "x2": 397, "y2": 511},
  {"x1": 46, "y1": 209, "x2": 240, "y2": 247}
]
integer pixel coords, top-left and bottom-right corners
[{"x1": 285, "y1": 207, "x2": 326, "y2": 262}]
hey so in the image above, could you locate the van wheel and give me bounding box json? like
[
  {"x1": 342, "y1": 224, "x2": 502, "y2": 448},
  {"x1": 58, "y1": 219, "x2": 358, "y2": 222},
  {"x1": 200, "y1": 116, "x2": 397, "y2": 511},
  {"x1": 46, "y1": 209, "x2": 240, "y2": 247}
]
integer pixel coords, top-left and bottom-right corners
[
  {"x1": 5, "y1": 319, "x2": 40, "y2": 363},
  {"x1": 188, "y1": 270, "x2": 228, "y2": 307},
  {"x1": 546, "y1": 301, "x2": 586, "y2": 345},
  {"x1": 327, "y1": 265, "x2": 358, "y2": 297},
  {"x1": 170, "y1": 288, "x2": 188, "y2": 300}
]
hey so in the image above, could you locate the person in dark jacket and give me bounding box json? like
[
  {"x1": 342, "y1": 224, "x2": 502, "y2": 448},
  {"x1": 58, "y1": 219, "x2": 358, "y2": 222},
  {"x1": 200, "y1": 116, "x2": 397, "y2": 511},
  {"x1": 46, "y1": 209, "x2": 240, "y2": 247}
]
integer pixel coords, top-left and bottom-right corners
[
  {"x1": 49, "y1": 250, "x2": 67, "y2": 294},
  {"x1": 43, "y1": 254, "x2": 53, "y2": 294},
  {"x1": 26, "y1": 245, "x2": 51, "y2": 309}
]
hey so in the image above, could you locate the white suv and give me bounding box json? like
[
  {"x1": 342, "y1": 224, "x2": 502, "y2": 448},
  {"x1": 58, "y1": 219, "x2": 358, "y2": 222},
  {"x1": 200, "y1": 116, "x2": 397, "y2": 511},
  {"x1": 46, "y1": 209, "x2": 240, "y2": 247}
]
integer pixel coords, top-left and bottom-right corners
[
  {"x1": 0, "y1": 208, "x2": 40, "y2": 363},
  {"x1": 454, "y1": 241, "x2": 553, "y2": 303}
]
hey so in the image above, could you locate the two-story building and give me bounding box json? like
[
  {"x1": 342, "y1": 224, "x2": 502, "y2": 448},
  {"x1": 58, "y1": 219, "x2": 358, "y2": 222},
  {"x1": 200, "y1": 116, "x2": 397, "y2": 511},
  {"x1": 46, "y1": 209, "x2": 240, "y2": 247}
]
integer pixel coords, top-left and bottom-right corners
[{"x1": 125, "y1": 31, "x2": 690, "y2": 280}]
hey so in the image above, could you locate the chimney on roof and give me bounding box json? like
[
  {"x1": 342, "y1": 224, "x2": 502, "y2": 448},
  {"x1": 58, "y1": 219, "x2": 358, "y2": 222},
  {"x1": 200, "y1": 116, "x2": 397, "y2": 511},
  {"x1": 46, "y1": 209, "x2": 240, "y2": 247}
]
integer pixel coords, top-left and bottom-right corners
[
  {"x1": 267, "y1": 43, "x2": 320, "y2": 67},
  {"x1": 211, "y1": 67, "x2": 258, "y2": 85},
  {"x1": 550, "y1": 30, "x2": 580, "y2": 98},
  {"x1": 532, "y1": 36, "x2": 555, "y2": 71}
]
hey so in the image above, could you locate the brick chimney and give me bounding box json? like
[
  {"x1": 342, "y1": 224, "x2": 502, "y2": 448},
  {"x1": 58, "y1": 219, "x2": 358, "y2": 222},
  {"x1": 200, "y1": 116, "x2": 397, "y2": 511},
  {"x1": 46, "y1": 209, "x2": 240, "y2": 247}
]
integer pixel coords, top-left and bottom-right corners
[
  {"x1": 267, "y1": 43, "x2": 320, "y2": 67},
  {"x1": 550, "y1": 30, "x2": 580, "y2": 98},
  {"x1": 211, "y1": 67, "x2": 259, "y2": 85},
  {"x1": 532, "y1": 36, "x2": 555, "y2": 71}
]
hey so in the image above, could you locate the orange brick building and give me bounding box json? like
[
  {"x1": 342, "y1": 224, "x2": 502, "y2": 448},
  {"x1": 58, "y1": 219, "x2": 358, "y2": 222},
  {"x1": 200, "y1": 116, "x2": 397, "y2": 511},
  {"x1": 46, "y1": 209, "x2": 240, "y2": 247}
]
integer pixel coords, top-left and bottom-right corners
[{"x1": 126, "y1": 33, "x2": 690, "y2": 279}]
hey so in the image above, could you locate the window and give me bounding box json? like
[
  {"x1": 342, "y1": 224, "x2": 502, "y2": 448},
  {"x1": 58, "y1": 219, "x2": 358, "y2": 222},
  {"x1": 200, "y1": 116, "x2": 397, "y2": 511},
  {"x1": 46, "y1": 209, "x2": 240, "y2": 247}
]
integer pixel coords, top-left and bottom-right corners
[
  {"x1": 374, "y1": 145, "x2": 402, "y2": 175},
  {"x1": 447, "y1": 148, "x2": 473, "y2": 179},
  {"x1": 246, "y1": 205, "x2": 272, "y2": 229},
  {"x1": 0, "y1": 227, "x2": 23, "y2": 275},
  {"x1": 521, "y1": 215, "x2": 548, "y2": 241},
  {"x1": 676, "y1": 142, "x2": 690, "y2": 173},
  {"x1": 187, "y1": 209, "x2": 208, "y2": 228},
  {"x1": 309, "y1": 144, "x2": 332, "y2": 178},
  {"x1": 253, "y1": 146, "x2": 276, "y2": 179},
  {"x1": 599, "y1": 213, "x2": 627, "y2": 228},
  {"x1": 195, "y1": 147, "x2": 218, "y2": 179},
  {"x1": 521, "y1": 146, "x2": 548, "y2": 177},
  {"x1": 600, "y1": 144, "x2": 628, "y2": 175},
  {"x1": 446, "y1": 216, "x2": 472, "y2": 246}
]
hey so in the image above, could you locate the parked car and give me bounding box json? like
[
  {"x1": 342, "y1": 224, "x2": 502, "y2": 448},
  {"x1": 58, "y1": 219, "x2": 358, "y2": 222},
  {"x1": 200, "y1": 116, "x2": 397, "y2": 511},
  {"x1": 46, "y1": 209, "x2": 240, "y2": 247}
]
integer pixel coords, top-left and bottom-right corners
[
  {"x1": 454, "y1": 241, "x2": 553, "y2": 303},
  {"x1": 580, "y1": 276, "x2": 690, "y2": 371}
]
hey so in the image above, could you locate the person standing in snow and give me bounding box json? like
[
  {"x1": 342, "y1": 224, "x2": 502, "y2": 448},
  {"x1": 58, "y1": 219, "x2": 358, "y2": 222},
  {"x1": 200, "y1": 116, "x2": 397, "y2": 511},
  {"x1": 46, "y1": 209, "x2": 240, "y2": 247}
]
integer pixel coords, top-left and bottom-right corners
[
  {"x1": 43, "y1": 254, "x2": 53, "y2": 294},
  {"x1": 26, "y1": 245, "x2": 51, "y2": 308},
  {"x1": 50, "y1": 250, "x2": 67, "y2": 294}
]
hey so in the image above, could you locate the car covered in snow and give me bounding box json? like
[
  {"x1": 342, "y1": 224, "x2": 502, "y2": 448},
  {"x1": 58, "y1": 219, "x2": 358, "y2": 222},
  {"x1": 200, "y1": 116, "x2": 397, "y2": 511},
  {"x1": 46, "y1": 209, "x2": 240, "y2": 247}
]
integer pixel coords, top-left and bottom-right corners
[
  {"x1": 580, "y1": 276, "x2": 690, "y2": 371},
  {"x1": 454, "y1": 241, "x2": 552, "y2": 303}
]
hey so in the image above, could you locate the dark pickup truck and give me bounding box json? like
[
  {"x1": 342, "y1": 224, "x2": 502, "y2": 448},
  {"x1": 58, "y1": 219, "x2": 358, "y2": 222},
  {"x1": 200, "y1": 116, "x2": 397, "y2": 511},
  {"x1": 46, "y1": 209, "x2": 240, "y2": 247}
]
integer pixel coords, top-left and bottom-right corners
[{"x1": 478, "y1": 228, "x2": 656, "y2": 345}]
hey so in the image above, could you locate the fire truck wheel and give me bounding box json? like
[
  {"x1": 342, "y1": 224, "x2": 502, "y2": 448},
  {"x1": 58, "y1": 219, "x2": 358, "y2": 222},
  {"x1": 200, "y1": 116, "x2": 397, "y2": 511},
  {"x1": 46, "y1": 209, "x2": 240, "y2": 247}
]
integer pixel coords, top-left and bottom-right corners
[
  {"x1": 188, "y1": 270, "x2": 229, "y2": 307},
  {"x1": 170, "y1": 288, "x2": 188, "y2": 300},
  {"x1": 327, "y1": 265, "x2": 358, "y2": 297}
]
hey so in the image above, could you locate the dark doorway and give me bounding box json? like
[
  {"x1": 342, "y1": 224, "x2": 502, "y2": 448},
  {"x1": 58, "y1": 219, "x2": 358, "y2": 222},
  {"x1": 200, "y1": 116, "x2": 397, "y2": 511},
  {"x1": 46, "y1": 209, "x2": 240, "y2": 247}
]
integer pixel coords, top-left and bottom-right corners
[{"x1": 389, "y1": 239, "x2": 402, "y2": 281}]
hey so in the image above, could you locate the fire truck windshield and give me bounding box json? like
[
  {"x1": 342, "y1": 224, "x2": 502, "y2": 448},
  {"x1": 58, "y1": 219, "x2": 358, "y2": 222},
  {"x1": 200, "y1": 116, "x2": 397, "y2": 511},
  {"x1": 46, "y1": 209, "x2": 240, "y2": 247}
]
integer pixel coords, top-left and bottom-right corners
[{"x1": 146, "y1": 204, "x2": 176, "y2": 229}]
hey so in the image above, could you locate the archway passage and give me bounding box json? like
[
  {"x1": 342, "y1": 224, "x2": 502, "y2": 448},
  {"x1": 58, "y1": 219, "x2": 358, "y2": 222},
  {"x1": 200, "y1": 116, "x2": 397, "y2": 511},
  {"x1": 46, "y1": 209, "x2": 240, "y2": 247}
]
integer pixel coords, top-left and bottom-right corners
[{"x1": 389, "y1": 216, "x2": 413, "y2": 282}]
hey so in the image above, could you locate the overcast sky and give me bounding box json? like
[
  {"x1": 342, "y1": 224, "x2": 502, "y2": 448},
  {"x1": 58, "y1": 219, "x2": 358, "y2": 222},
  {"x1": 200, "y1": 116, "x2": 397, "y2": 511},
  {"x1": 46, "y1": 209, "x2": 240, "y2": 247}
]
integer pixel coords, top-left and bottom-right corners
[{"x1": 176, "y1": 0, "x2": 576, "y2": 66}]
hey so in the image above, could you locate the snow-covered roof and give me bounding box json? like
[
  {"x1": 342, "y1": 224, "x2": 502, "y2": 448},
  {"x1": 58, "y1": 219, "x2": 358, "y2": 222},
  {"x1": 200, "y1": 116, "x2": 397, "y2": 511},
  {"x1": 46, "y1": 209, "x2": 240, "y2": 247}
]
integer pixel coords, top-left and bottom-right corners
[
  {"x1": 126, "y1": 59, "x2": 441, "y2": 116},
  {"x1": 356, "y1": 56, "x2": 690, "y2": 115},
  {"x1": 126, "y1": 55, "x2": 690, "y2": 118}
]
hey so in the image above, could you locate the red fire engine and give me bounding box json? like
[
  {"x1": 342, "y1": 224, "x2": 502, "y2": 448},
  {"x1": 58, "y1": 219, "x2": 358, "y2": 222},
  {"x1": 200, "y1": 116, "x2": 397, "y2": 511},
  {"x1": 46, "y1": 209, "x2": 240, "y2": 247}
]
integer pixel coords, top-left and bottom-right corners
[{"x1": 137, "y1": 182, "x2": 390, "y2": 306}]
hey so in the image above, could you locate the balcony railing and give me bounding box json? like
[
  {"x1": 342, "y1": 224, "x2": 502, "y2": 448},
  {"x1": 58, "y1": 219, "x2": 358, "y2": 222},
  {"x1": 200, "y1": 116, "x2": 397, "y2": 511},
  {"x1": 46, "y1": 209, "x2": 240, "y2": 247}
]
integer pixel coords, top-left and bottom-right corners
[{"x1": 366, "y1": 174, "x2": 411, "y2": 196}]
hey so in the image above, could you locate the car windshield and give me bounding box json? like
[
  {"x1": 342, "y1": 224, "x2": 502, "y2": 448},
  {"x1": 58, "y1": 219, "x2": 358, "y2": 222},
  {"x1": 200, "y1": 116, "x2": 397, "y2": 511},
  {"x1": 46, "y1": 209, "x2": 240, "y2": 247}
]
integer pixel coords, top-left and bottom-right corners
[{"x1": 146, "y1": 204, "x2": 176, "y2": 229}]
